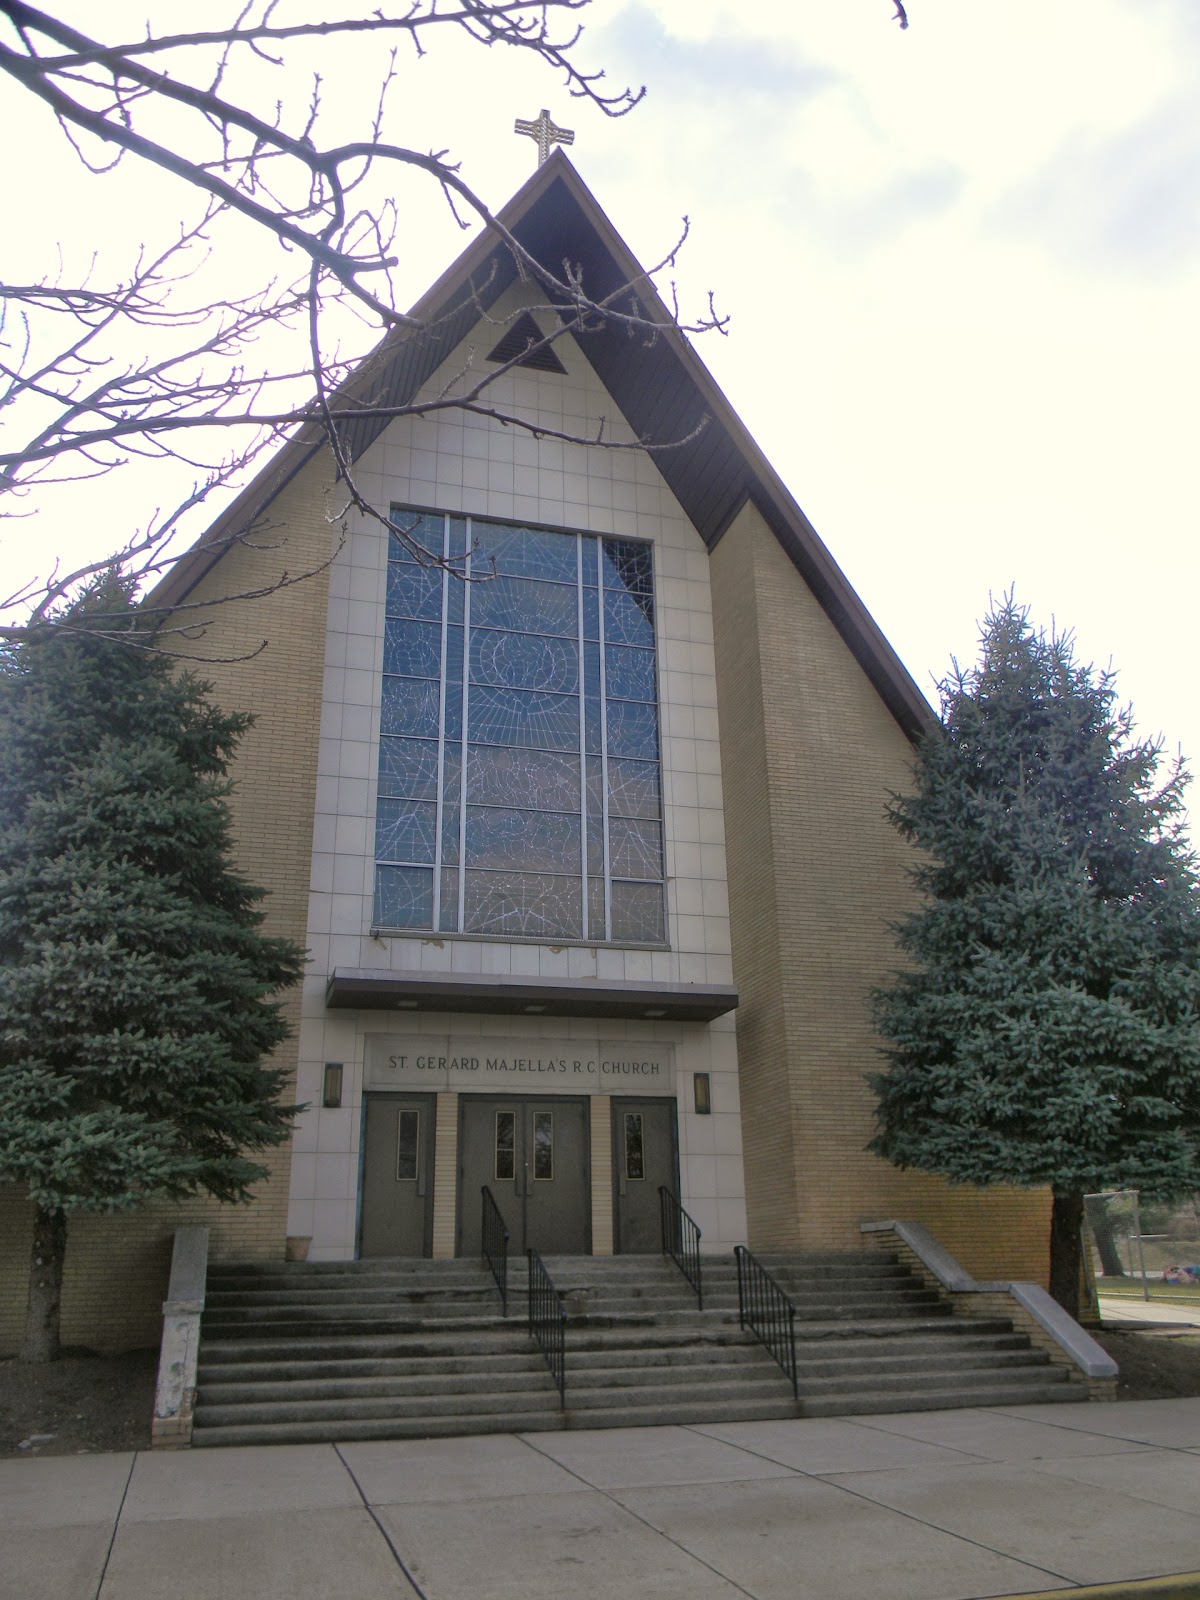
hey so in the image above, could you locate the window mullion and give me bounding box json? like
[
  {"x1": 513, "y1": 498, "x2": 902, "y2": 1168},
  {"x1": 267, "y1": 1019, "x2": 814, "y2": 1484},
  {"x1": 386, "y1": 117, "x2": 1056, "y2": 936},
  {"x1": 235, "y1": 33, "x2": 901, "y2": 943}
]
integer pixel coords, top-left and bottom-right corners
[
  {"x1": 576, "y1": 533, "x2": 588, "y2": 940},
  {"x1": 597, "y1": 537, "x2": 612, "y2": 939},
  {"x1": 457, "y1": 524, "x2": 472, "y2": 933},
  {"x1": 432, "y1": 513, "x2": 450, "y2": 932}
]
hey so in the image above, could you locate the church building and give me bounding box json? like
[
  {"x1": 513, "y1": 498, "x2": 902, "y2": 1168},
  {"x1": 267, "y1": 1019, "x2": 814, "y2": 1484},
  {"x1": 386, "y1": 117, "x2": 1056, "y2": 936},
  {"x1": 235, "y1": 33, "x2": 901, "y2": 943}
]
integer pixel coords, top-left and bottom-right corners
[{"x1": 0, "y1": 152, "x2": 1050, "y2": 1354}]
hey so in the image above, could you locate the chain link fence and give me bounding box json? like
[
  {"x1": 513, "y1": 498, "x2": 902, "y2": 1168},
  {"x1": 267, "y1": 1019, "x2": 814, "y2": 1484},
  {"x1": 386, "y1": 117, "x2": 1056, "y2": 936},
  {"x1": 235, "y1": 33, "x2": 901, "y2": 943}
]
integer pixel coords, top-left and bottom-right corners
[{"x1": 1083, "y1": 1190, "x2": 1200, "y2": 1307}]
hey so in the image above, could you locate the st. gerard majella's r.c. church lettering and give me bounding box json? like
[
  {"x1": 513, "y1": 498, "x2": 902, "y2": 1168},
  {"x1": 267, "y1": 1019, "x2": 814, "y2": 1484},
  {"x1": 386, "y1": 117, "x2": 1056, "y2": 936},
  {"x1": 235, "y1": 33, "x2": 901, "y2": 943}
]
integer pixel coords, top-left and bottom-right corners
[{"x1": 363, "y1": 1038, "x2": 674, "y2": 1095}]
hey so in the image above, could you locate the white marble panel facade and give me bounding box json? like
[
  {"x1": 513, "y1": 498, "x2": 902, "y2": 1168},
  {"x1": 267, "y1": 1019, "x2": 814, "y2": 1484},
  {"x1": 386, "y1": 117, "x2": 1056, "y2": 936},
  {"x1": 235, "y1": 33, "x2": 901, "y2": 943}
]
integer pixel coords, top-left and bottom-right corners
[{"x1": 288, "y1": 289, "x2": 746, "y2": 1258}]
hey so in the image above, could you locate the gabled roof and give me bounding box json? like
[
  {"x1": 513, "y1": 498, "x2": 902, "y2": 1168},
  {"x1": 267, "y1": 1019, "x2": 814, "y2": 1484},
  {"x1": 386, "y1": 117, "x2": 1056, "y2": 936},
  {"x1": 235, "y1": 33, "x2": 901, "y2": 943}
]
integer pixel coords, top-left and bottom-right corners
[{"x1": 156, "y1": 152, "x2": 934, "y2": 739}]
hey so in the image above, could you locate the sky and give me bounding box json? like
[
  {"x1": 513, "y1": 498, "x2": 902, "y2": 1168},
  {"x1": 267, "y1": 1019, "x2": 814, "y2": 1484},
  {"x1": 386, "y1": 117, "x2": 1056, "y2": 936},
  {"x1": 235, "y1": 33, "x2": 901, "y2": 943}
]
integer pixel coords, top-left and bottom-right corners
[{"x1": 2, "y1": 1, "x2": 1199, "y2": 809}]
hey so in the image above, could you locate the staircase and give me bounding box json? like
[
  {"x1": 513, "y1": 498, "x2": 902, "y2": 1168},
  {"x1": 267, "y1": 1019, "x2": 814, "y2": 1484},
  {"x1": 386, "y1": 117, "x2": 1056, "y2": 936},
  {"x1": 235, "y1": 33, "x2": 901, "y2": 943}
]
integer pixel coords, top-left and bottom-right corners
[
  {"x1": 191, "y1": 1250, "x2": 1086, "y2": 1446},
  {"x1": 757, "y1": 1253, "x2": 1087, "y2": 1417}
]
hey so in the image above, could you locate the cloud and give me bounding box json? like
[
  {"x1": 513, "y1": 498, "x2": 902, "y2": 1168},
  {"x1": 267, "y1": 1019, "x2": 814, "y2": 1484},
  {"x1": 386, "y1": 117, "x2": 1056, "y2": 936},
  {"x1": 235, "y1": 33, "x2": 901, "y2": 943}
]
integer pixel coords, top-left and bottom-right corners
[
  {"x1": 589, "y1": 3, "x2": 963, "y2": 259},
  {"x1": 992, "y1": 93, "x2": 1200, "y2": 275},
  {"x1": 592, "y1": 3, "x2": 835, "y2": 105}
]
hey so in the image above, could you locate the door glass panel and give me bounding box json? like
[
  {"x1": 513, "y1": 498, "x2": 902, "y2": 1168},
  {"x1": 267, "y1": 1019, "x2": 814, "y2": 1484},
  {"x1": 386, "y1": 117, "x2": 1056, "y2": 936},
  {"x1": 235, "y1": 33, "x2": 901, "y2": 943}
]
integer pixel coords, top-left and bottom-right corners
[
  {"x1": 624, "y1": 1112, "x2": 645, "y2": 1180},
  {"x1": 533, "y1": 1111, "x2": 554, "y2": 1180},
  {"x1": 495, "y1": 1110, "x2": 516, "y2": 1182},
  {"x1": 396, "y1": 1109, "x2": 420, "y2": 1181}
]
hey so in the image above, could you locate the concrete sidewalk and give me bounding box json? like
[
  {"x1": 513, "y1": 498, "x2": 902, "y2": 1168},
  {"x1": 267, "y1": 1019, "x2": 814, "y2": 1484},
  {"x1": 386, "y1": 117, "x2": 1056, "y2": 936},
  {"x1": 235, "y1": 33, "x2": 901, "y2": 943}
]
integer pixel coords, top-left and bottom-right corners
[
  {"x1": 5, "y1": 1400, "x2": 1200, "y2": 1600},
  {"x1": 1099, "y1": 1296, "x2": 1200, "y2": 1328}
]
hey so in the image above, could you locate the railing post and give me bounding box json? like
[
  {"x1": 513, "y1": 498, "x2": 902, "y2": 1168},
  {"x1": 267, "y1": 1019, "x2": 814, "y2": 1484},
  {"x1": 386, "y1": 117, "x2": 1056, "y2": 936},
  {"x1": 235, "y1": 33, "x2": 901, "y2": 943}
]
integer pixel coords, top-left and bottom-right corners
[
  {"x1": 734, "y1": 1243, "x2": 799, "y2": 1404},
  {"x1": 481, "y1": 1186, "x2": 509, "y2": 1317},
  {"x1": 787, "y1": 1303, "x2": 798, "y2": 1400},
  {"x1": 526, "y1": 1247, "x2": 566, "y2": 1408},
  {"x1": 659, "y1": 1186, "x2": 703, "y2": 1309}
]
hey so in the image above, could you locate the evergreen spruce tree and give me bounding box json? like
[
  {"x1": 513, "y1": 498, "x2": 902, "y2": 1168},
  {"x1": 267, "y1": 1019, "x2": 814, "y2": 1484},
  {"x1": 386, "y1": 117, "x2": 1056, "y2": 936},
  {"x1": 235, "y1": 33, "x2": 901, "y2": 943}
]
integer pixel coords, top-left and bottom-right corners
[
  {"x1": 0, "y1": 575, "x2": 305, "y2": 1360},
  {"x1": 870, "y1": 596, "x2": 1200, "y2": 1317}
]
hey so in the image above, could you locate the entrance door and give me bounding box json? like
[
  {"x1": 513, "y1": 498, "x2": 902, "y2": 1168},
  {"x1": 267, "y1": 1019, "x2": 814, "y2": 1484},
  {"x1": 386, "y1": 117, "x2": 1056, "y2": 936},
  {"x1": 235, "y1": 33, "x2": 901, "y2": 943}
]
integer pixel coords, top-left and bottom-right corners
[
  {"x1": 612, "y1": 1098, "x2": 678, "y2": 1253},
  {"x1": 459, "y1": 1097, "x2": 590, "y2": 1257},
  {"x1": 360, "y1": 1094, "x2": 435, "y2": 1256}
]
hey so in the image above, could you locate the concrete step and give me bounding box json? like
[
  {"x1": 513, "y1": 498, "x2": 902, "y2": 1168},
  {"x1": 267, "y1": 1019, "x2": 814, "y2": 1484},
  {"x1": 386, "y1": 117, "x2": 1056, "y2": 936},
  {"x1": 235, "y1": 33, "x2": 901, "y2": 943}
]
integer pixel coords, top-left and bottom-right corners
[
  {"x1": 205, "y1": 1289, "x2": 510, "y2": 1313},
  {"x1": 801, "y1": 1378, "x2": 1088, "y2": 1418},
  {"x1": 197, "y1": 1351, "x2": 549, "y2": 1384},
  {"x1": 192, "y1": 1409, "x2": 568, "y2": 1446},
  {"x1": 191, "y1": 1392, "x2": 809, "y2": 1447},
  {"x1": 198, "y1": 1369, "x2": 560, "y2": 1405},
  {"x1": 792, "y1": 1315, "x2": 1014, "y2": 1341},
  {"x1": 198, "y1": 1330, "x2": 537, "y2": 1364},
  {"x1": 794, "y1": 1359, "x2": 1064, "y2": 1399},
  {"x1": 194, "y1": 1386, "x2": 565, "y2": 1427},
  {"x1": 200, "y1": 1312, "x2": 522, "y2": 1338},
  {"x1": 791, "y1": 1344, "x2": 1049, "y2": 1380},
  {"x1": 202, "y1": 1299, "x2": 943, "y2": 1328}
]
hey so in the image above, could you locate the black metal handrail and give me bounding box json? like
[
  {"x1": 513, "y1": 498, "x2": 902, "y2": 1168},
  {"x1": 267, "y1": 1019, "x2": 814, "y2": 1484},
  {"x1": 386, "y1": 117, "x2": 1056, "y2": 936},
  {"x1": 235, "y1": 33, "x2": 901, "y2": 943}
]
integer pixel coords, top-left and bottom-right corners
[
  {"x1": 659, "y1": 1186, "x2": 703, "y2": 1309},
  {"x1": 527, "y1": 1248, "x2": 566, "y2": 1408},
  {"x1": 481, "y1": 1186, "x2": 509, "y2": 1317},
  {"x1": 734, "y1": 1245, "x2": 798, "y2": 1400}
]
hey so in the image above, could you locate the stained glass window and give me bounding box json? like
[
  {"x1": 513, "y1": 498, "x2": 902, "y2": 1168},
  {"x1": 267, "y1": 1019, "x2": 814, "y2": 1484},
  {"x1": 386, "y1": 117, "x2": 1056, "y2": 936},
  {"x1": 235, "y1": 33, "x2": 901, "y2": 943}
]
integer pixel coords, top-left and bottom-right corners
[{"x1": 374, "y1": 511, "x2": 666, "y2": 943}]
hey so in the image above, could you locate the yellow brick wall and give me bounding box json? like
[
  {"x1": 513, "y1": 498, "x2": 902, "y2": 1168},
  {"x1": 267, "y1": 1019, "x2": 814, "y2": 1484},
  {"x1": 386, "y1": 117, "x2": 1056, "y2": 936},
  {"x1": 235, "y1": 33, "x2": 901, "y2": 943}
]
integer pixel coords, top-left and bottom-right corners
[
  {"x1": 710, "y1": 501, "x2": 1051, "y2": 1286},
  {"x1": 0, "y1": 449, "x2": 338, "y2": 1355}
]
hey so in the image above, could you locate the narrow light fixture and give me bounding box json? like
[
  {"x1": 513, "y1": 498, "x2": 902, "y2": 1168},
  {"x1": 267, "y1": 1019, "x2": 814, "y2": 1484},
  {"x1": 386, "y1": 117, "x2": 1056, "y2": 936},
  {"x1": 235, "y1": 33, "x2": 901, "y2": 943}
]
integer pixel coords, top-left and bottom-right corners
[
  {"x1": 523, "y1": 1004, "x2": 546, "y2": 1014},
  {"x1": 395, "y1": 999, "x2": 420, "y2": 1009},
  {"x1": 322, "y1": 1062, "x2": 344, "y2": 1109},
  {"x1": 694, "y1": 1072, "x2": 711, "y2": 1115},
  {"x1": 644, "y1": 1008, "x2": 667, "y2": 1019}
]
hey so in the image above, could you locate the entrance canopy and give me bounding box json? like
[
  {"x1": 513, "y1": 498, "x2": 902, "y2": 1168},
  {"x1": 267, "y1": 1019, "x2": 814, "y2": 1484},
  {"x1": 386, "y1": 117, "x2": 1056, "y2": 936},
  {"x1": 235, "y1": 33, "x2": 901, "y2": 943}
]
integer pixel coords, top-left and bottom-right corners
[{"x1": 326, "y1": 967, "x2": 737, "y2": 1023}]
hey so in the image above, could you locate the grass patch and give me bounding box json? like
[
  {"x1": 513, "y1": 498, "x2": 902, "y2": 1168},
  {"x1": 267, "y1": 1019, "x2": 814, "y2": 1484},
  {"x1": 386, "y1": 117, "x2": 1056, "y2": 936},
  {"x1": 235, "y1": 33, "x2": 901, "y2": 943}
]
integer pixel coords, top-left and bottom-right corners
[{"x1": 1097, "y1": 1281, "x2": 1200, "y2": 1304}]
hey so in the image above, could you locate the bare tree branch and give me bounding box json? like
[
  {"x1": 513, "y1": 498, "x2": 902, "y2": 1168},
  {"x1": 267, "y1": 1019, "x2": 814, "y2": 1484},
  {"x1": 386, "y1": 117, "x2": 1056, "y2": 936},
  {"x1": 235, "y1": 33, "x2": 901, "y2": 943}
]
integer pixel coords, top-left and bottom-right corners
[{"x1": 0, "y1": 1, "x2": 736, "y2": 654}]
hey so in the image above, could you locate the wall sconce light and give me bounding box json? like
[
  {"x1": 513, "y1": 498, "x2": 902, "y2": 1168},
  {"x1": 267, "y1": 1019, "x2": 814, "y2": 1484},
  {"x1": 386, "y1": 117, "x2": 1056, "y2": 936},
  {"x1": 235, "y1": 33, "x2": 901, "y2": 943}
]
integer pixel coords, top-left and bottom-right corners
[
  {"x1": 694, "y1": 1072, "x2": 711, "y2": 1115},
  {"x1": 322, "y1": 1062, "x2": 344, "y2": 1109}
]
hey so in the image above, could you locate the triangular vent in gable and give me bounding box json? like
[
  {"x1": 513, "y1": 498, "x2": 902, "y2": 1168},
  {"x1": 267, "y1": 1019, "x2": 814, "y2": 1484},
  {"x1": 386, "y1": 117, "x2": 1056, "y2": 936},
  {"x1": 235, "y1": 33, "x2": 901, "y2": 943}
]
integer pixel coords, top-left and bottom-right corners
[{"x1": 485, "y1": 312, "x2": 567, "y2": 374}]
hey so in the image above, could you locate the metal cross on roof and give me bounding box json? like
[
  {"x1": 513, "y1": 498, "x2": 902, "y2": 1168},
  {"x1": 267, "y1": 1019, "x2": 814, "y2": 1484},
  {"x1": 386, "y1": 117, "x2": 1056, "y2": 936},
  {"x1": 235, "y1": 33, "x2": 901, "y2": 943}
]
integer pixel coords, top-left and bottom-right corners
[{"x1": 514, "y1": 108, "x2": 574, "y2": 166}]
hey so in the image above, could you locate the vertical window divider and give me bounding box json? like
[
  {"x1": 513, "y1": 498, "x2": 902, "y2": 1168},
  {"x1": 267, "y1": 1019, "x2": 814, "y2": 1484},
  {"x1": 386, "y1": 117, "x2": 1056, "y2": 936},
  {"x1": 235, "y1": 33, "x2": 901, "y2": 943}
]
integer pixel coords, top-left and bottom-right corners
[
  {"x1": 576, "y1": 534, "x2": 588, "y2": 941},
  {"x1": 457, "y1": 523, "x2": 472, "y2": 933},
  {"x1": 432, "y1": 513, "x2": 450, "y2": 933},
  {"x1": 597, "y1": 539, "x2": 612, "y2": 938}
]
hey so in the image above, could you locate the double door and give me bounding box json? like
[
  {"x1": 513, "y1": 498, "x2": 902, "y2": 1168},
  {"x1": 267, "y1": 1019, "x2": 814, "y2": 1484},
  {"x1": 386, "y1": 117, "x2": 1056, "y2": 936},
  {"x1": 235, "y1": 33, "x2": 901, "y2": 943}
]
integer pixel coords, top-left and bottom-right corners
[{"x1": 459, "y1": 1096, "x2": 589, "y2": 1257}]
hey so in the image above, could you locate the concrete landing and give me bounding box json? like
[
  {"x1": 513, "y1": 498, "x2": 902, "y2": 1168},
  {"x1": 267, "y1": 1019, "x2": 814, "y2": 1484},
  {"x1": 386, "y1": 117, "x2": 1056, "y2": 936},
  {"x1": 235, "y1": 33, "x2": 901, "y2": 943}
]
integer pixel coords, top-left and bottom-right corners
[{"x1": 5, "y1": 1399, "x2": 1200, "y2": 1598}]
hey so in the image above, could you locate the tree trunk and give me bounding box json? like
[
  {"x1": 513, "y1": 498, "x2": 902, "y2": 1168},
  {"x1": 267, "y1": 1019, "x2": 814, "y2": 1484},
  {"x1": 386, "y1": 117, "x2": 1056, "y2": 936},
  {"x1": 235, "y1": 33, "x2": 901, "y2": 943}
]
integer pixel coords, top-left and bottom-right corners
[
  {"x1": 1049, "y1": 1189, "x2": 1084, "y2": 1320},
  {"x1": 22, "y1": 1203, "x2": 66, "y2": 1362},
  {"x1": 1085, "y1": 1202, "x2": 1126, "y2": 1278}
]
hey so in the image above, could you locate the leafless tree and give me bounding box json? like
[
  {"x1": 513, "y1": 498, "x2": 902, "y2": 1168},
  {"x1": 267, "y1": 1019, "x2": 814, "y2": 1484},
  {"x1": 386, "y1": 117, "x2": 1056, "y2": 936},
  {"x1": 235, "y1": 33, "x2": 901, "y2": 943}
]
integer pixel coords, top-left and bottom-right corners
[
  {"x1": 0, "y1": 1, "x2": 730, "y2": 650},
  {"x1": 0, "y1": 3, "x2": 907, "y2": 651}
]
